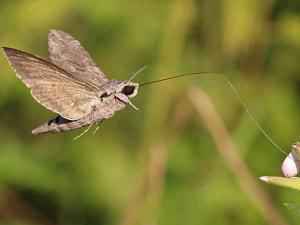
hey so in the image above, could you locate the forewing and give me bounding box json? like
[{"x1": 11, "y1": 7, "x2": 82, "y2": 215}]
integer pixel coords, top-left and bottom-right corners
[
  {"x1": 3, "y1": 47, "x2": 99, "y2": 120},
  {"x1": 48, "y1": 30, "x2": 108, "y2": 88}
]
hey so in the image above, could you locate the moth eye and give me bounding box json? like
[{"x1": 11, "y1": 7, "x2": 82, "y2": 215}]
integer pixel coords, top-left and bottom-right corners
[{"x1": 121, "y1": 85, "x2": 136, "y2": 96}]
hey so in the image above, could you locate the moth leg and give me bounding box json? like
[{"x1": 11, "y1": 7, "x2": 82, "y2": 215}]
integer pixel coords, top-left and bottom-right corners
[
  {"x1": 73, "y1": 106, "x2": 98, "y2": 140},
  {"x1": 93, "y1": 124, "x2": 100, "y2": 135},
  {"x1": 73, "y1": 123, "x2": 93, "y2": 141}
]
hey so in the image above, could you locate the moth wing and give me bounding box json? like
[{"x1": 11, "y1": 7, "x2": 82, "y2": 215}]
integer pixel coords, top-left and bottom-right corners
[
  {"x1": 3, "y1": 47, "x2": 99, "y2": 120},
  {"x1": 48, "y1": 30, "x2": 108, "y2": 88}
]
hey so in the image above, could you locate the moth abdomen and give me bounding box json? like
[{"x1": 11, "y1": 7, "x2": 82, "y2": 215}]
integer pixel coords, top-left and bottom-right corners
[{"x1": 32, "y1": 116, "x2": 92, "y2": 135}]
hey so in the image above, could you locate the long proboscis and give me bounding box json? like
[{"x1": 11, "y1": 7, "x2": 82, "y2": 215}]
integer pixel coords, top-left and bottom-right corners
[
  {"x1": 140, "y1": 72, "x2": 220, "y2": 86},
  {"x1": 140, "y1": 72, "x2": 287, "y2": 155}
]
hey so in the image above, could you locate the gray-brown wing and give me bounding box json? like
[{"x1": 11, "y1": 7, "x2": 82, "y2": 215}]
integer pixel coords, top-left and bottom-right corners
[
  {"x1": 48, "y1": 30, "x2": 108, "y2": 89},
  {"x1": 3, "y1": 47, "x2": 99, "y2": 120}
]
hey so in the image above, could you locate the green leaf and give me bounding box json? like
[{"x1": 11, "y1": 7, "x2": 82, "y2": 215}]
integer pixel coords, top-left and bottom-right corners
[{"x1": 260, "y1": 176, "x2": 300, "y2": 191}]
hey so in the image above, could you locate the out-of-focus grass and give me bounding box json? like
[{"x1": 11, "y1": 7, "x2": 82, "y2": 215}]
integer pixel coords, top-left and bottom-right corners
[{"x1": 1, "y1": 0, "x2": 300, "y2": 225}]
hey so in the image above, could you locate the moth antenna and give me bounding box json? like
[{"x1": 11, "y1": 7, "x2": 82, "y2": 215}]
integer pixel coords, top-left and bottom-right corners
[
  {"x1": 127, "y1": 65, "x2": 148, "y2": 82},
  {"x1": 141, "y1": 72, "x2": 287, "y2": 155}
]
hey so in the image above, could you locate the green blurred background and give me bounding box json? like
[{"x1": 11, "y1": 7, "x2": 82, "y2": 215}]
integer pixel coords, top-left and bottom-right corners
[{"x1": 0, "y1": 0, "x2": 300, "y2": 225}]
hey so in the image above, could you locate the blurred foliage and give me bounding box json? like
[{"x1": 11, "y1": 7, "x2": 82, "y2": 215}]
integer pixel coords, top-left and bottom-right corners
[{"x1": 1, "y1": 0, "x2": 300, "y2": 225}]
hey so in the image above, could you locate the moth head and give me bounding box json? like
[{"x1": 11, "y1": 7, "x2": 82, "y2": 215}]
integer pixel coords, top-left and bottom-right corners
[{"x1": 118, "y1": 81, "x2": 139, "y2": 98}]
